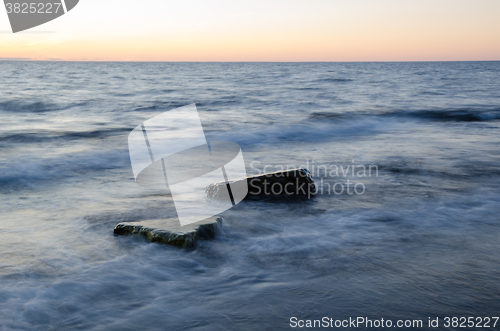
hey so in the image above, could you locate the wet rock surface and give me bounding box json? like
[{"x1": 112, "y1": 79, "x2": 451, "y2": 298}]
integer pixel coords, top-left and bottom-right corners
[
  {"x1": 206, "y1": 168, "x2": 316, "y2": 200},
  {"x1": 113, "y1": 216, "x2": 222, "y2": 248}
]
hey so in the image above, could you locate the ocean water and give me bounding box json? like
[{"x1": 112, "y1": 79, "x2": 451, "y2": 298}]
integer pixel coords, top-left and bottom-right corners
[{"x1": 0, "y1": 62, "x2": 499, "y2": 330}]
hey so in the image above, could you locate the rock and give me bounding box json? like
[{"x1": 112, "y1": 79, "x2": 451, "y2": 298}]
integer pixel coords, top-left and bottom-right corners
[
  {"x1": 206, "y1": 168, "x2": 316, "y2": 200},
  {"x1": 113, "y1": 216, "x2": 222, "y2": 248}
]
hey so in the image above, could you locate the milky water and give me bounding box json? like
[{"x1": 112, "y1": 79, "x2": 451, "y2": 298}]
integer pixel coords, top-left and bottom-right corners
[{"x1": 0, "y1": 62, "x2": 499, "y2": 330}]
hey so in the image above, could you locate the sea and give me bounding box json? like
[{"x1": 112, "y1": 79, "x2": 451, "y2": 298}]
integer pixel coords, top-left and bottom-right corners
[{"x1": 0, "y1": 62, "x2": 499, "y2": 330}]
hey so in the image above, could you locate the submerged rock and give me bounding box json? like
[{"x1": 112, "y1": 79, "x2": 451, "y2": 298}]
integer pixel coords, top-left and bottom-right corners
[
  {"x1": 113, "y1": 216, "x2": 222, "y2": 248},
  {"x1": 206, "y1": 168, "x2": 316, "y2": 200}
]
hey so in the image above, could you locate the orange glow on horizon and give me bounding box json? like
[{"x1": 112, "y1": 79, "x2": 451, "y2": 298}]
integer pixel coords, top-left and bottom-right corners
[{"x1": 1, "y1": 0, "x2": 499, "y2": 62}]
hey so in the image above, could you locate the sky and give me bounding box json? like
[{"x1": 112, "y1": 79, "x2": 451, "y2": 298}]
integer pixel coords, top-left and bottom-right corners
[{"x1": 1, "y1": 0, "x2": 499, "y2": 61}]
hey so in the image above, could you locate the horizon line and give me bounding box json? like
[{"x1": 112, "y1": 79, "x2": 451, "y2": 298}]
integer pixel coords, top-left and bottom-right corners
[{"x1": 1, "y1": 59, "x2": 499, "y2": 63}]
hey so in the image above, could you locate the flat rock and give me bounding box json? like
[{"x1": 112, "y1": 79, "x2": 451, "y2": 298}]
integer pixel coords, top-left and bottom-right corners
[
  {"x1": 114, "y1": 216, "x2": 222, "y2": 248},
  {"x1": 206, "y1": 168, "x2": 316, "y2": 200}
]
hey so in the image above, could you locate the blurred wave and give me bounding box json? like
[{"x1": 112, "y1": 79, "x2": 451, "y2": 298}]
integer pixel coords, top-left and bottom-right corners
[
  {"x1": 0, "y1": 61, "x2": 500, "y2": 330},
  {"x1": 310, "y1": 106, "x2": 500, "y2": 122}
]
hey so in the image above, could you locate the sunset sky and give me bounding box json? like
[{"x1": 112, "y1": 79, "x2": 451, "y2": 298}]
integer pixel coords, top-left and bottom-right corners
[{"x1": 1, "y1": 0, "x2": 499, "y2": 61}]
